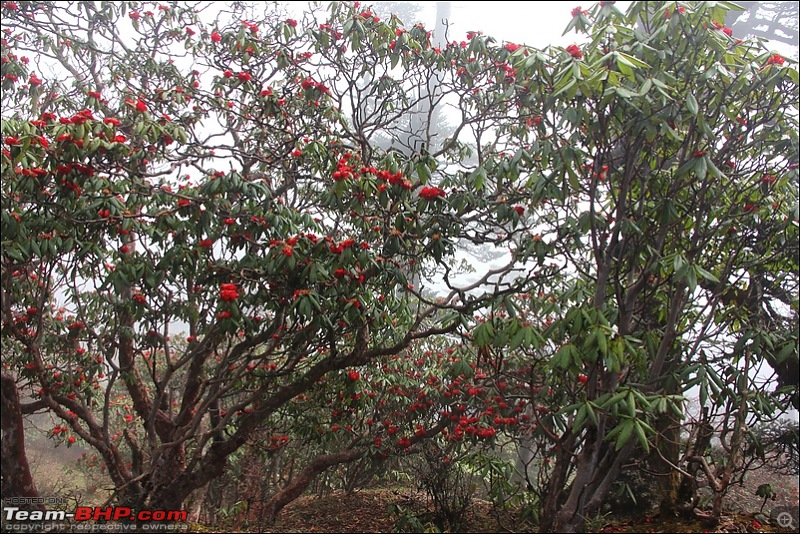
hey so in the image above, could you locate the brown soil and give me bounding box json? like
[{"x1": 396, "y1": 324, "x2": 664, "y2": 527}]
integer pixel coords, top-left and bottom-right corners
[{"x1": 195, "y1": 467, "x2": 798, "y2": 533}]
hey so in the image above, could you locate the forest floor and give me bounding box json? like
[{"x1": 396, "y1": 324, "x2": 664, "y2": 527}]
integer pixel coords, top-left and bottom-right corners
[
  {"x1": 202, "y1": 466, "x2": 798, "y2": 533},
  {"x1": 23, "y1": 433, "x2": 799, "y2": 533}
]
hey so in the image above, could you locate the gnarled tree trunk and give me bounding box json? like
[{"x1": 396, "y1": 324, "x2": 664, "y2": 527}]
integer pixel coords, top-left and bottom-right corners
[{"x1": 1, "y1": 372, "x2": 42, "y2": 509}]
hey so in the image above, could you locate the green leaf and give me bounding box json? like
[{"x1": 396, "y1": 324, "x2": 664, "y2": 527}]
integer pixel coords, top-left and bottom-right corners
[
  {"x1": 695, "y1": 156, "x2": 707, "y2": 180},
  {"x1": 633, "y1": 421, "x2": 650, "y2": 454},
  {"x1": 694, "y1": 265, "x2": 719, "y2": 283},
  {"x1": 686, "y1": 93, "x2": 698, "y2": 115},
  {"x1": 615, "y1": 419, "x2": 634, "y2": 451}
]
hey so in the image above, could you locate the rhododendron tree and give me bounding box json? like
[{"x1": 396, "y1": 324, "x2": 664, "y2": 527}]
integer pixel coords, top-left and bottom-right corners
[
  {"x1": 1, "y1": 0, "x2": 546, "y2": 516},
  {"x1": 1, "y1": 1, "x2": 798, "y2": 532}
]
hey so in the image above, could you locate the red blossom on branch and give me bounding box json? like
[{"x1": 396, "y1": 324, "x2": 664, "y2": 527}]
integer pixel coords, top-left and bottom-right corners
[
  {"x1": 220, "y1": 283, "x2": 239, "y2": 302},
  {"x1": 566, "y1": 44, "x2": 583, "y2": 59},
  {"x1": 571, "y1": 6, "x2": 587, "y2": 17},
  {"x1": 766, "y1": 54, "x2": 785, "y2": 66},
  {"x1": 419, "y1": 186, "x2": 446, "y2": 200}
]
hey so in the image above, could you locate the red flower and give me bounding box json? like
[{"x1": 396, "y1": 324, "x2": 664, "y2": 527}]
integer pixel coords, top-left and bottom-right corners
[
  {"x1": 177, "y1": 198, "x2": 191, "y2": 207},
  {"x1": 186, "y1": 27, "x2": 196, "y2": 36},
  {"x1": 513, "y1": 206, "x2": 525, "y2": 216},
  {"x1": 348, "y1": 370, "x2": 360, "y2": 381},
  {"x1": 566, "y1": 44, "x2": 583, "y2": 59},
  {"x1": 103, "y1": 117, "x2": 120, "y2": 126},
  {"x1": 577, "y1": 373, "x2": 588, "y2": 384},
  {"x1": 237, "y1": 71, "x2": 251, "y2": 83},
  {"x1": 744, "y1": 203, "x2": 757, "y2": 212},
  {"x1": 198, "y1": 238, "x2": 214, "y2": 248},
  {"x1": 281, "y1": 245, "x2": 293, "y2": 256},
  {"x1": 291, "y1": 148, "x2": 302, "y2": 157},
  {"x1": 419, "y1": 186, "x2": 446, "y2": 200},
  {"x1": 286, "y1": 19, "x2": 297, "y2": 27},
  {"x1": 693, "y1": 150, "x2": 707, "y2": 158},
  {"x1": 220, "y1": 283, "x2": 239, "y2": 302},
  {"x1": 211, "y1": 31, "x2": 221, "y2": 43},
  {"x1": 334, "y1": 268, "x2": 348, "y2": 278},
  {"x1": 5, "y1": 136, "x2": 19, "y2": 146},
  {"x1": 722, "y1": 27, "x2": 732, "y2": 36},
  {"x1": 766, "y1": 54, "x2": 785, "y2": 66},
  {"x1": 504, "y1": 43, "x2": 520, "y2": 53},
  {"x1": 68, "y1": 436, "x2": 76, "y2": 444},
  {"x1": 133, "y1": 294, "x2": 147, "y2": 304},
  {"x1": 135, "y1": 99, "x2": 147, "y2": 112},
  {"x1": 4, "y1": 2, "x2": 19, "y2": 10},
  {"x1": 223, "y1": 69, "x2": 233, "y2": 78},
  {"x1": 217, "y1": 310, "x2": 231, "y2": 319},
  {"x1": 119, "y1": 245, "x2": 130, "y2": 254},
  {"x1": 571, "y1": 6, "x2": 586, "y2": 17},
  {"x1": 29, "y1": 73, "x2": 42, "y2": 86},
  {"x1": 129, "y1": 11, "x2": 140, "y2": 20}
]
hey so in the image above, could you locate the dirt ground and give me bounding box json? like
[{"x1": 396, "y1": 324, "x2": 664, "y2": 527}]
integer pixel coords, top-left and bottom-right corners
[{"x1": 210, "y1": 466, "x2": 799, "y2": 533}]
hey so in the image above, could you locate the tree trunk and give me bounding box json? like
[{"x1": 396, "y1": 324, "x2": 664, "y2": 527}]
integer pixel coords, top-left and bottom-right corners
[
  {"x1": 653, "y1": 411, "x2": 683, "y2": 516},
  {"x1": 0, "y1": 372, "x2": 43, "y2": 509},
  {"x1": 264, "y1": 447, "x2": 367, "y2": 521}
]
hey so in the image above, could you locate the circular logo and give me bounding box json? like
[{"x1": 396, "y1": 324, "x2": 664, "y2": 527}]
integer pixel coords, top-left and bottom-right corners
[{"x1": 776, "y1": 511, "x2": 795, "y2": 529}]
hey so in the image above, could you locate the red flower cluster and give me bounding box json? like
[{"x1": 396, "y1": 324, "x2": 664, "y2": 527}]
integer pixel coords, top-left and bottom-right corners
[
  {"x1": 766, "y1": 54, "x2": 785, "y2": 66},
  {"x1": 566, "y1": 44, "x2": 583, "y2": 59},
  {"x1": 571, "y1": 6, "x2": 587, "y2": 17},
  {"x1": 348, "y1": 370, "x2": 360, "y2": 381},
  {"x1": 419, "y1": 186, "x2": 446, "y2": 200},
  {"x1": 300, "y1": 77, "x2": 330, "y2": 94},
  {"x1": 285, "y1": 18, "x2": 297, "y2": 27},
  {"x1": 333, "y1": 153, "x2": 358, "y2": 181},
  {"x1": 29, "y1": 73, "x2": 42, "y2": 86},
  {"x1": 504, "y1": 43, "x2": 520, "y2": 53},
  {"x1": 220, "y1": 283, "x2": 239, "y2": 302},
  {"x1": 198, "y1": 238, "x2": 214, "y2": 248},
  {"x1": 329, "y1": 238, "x2": 356, "y2": 255},
  {"x1": 237, "y1": 71, "x2": 251, "y2": 83},
  {"x1": 124, "y1": 98, "x2": 148, "y2": 112},
  {"x1": 60, "y1": 109, "x2": 95, "y2": 125},
  {"x1": 711, "y1": 21, "x2": 733, "y2": 36},
  {"x1": 210, "y1": 31, "x2": 222, "y2": 43}
]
